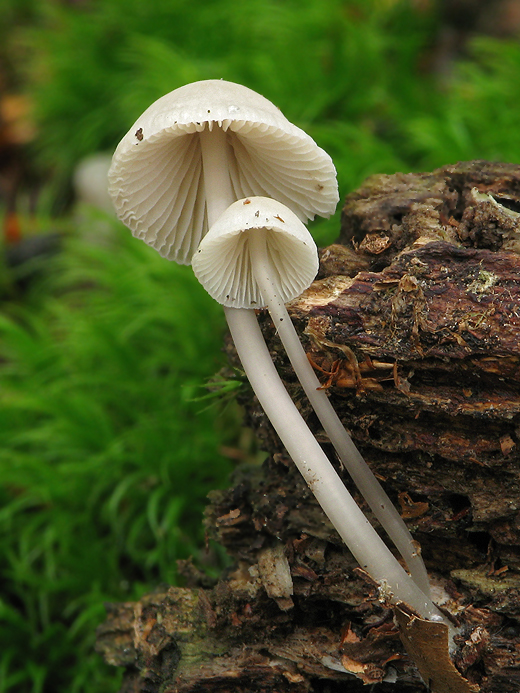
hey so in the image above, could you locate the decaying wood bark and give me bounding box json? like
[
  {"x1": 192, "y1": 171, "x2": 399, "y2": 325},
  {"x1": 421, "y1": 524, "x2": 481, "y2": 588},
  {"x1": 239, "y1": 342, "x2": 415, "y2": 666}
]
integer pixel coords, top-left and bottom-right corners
[{"x1": 96, "y1": 161, "x2": 520, "y2": 692}]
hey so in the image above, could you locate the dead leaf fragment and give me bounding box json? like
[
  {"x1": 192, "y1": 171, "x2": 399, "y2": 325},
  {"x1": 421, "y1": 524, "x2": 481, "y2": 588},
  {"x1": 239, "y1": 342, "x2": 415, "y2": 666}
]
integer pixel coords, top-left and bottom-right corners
[
  {"x1": 500, "y1": 434, "x2": 515, "y2": 455},
  {"x1": 216, "y1": 508, "x2": 243, "y2": 526},
  {"x1": 395, "y1": 607, "x2": 478, "y2": 693},
  {"x1": 398, "y1": 491, "x2": 429, "y2": 519}
]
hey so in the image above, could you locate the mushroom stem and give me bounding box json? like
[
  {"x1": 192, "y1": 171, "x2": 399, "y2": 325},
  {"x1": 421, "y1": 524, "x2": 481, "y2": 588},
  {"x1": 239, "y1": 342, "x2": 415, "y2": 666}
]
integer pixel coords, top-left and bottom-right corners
[
  {"x1": 224, "y1": 305, "x2": 443, "y2": 621},
  {"x1": 248, "y1": 230, "x2": 431, "y2": 597},
  {"x1": 200, "y1": 125, "x2": 234, "y2": 223}
]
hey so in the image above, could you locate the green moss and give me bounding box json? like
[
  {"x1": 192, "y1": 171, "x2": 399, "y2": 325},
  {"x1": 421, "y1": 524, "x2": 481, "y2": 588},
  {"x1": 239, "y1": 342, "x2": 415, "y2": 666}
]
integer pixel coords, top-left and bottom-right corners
[
  {"x1": 2, "y1": 1, "x2": 520, "y2": 689},
  {"x1": 0, "y1": 215, "x2": 237, "y2": 691}
]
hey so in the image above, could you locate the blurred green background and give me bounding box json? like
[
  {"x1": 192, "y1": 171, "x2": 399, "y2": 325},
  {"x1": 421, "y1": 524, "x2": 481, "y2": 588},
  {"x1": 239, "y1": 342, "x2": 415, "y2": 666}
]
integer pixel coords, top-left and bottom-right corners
[{"x1": 0, "y1": 0, "x2": 519, "y2": 690}]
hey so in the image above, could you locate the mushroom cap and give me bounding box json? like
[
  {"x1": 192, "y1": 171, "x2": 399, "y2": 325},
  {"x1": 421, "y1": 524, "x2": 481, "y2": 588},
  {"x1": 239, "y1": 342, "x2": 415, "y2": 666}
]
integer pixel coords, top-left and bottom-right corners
[
  {"x1": 108, "y1": 79, "x2": 338, "y2": 265},
  {"x1": 191, "y1": 196, "x2": 318, "y2": 309}
]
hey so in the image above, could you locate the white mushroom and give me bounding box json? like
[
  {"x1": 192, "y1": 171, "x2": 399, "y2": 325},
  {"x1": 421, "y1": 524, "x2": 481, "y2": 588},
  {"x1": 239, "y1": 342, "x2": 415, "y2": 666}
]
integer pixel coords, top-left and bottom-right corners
[
  {"x1": 192, "y1": 195, "x2": 441, "y2": 619},
  {"x1": 108, "y1": 79, "x2": 441, "y2": 621},
  {"x1": 108, "y1": 79, "x2": 338, "y2": 264},
  {"x1": 192, "y1": 197, "x2": 318, "y2": 309}
]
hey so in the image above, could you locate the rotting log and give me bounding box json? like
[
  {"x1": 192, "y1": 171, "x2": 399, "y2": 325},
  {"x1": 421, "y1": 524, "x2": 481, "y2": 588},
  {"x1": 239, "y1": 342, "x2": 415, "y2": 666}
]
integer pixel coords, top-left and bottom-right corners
[{"x1": 96, "y1": 161, "x2": 520, "y2": 692}]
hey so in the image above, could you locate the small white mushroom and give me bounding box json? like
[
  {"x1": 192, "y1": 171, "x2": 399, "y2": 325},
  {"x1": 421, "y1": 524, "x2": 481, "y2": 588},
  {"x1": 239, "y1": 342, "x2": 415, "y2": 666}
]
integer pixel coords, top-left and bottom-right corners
[
  {"x1": 73, "y1": 153, "x2": 114, "y2": 215},
  {"x1": 192, "y1": 194, "x2": 444, "y2": 617},
  {"x1": 192, "y1": 197, "x2": 318, "y2": 309},
  {"x1": 193, "y1": 196, "x2": 431, "y2": 597}
]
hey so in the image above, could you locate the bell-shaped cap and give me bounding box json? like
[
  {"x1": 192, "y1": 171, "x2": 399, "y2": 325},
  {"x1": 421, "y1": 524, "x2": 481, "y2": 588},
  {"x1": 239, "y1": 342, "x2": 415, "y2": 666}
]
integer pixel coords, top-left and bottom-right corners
[
  {"x1": 192, "y1": 197, "x2": 318, "y2": 309},
  {"x1": 108, "y1": 79, "x2": 338, "y2": 264}
]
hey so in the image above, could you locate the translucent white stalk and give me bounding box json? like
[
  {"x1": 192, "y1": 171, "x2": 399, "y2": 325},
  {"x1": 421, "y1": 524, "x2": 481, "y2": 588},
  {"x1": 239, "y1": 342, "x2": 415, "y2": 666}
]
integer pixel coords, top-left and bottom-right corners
[
  {"x1": 248, "y1": 230, "x2": 431, "y2": 597},
  {"x1": 225, "y1": 307, "x2": 442, "y2": 620},
  {"x1": 199, "y1": 124, "x2": 443, "y2": 621}
]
